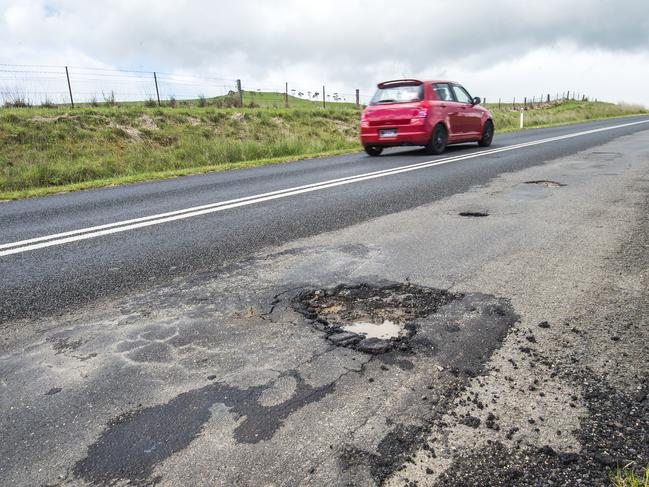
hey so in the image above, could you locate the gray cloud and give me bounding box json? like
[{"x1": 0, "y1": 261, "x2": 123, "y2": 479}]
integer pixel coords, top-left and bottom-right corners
[{"x1": 1, "y1": 0, "x2": 649, "y2": 104}]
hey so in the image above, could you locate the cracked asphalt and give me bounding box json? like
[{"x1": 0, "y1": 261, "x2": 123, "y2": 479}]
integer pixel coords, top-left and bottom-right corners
[{"x1": 1, "y1": 119, "x2": 648, "y2": 486}]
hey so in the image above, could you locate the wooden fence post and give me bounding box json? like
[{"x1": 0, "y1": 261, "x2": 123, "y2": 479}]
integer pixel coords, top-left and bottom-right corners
[
  {"x1": 153, "y1": 72, "x2": 161, "y2": 106},
  {"x1": 322, "y1": 85, "x2": 326, "y2": 108},
  {"x1": 285, "y1": 82, "x2": 288, "y2": 108},
  {"x1": 65, "y1": 66, "x2": 74, "y2": 108},
  {"x1": 355, "y1": 89, "x2": 360, "y2": 107},
  {"x1": 236, "y1": 79, "x2": 243, "y2": 106}
]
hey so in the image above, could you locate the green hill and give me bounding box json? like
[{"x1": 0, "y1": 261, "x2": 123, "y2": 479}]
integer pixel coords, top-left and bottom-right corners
[{"x1": 154, "y1": 90, "x2": 358, "y2": 110}]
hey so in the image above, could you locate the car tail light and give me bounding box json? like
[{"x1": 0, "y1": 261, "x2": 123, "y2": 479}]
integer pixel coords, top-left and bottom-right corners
[
  {"x1": 360, "y1": 111, "x2": 370, "y2": 128},
  {"x1": 415, "y1": 107, "x2": 428, "y2": 118}
]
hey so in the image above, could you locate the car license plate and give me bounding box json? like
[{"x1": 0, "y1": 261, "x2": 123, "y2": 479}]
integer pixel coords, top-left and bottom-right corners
[{"x1": 379, "y1": 129, "x2": 397, "y2": 138}]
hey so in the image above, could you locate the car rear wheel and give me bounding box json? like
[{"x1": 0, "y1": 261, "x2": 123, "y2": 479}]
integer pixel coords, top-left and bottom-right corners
[
  {"x1": 364, "y1": 145, "x2": 383, "y2": 157},
  {"x1": 478, "y1": 120, "x2": 494, "y2": 147},
  {"x1": 425, "y1": 124, "x2": 448, "y2": 155}
]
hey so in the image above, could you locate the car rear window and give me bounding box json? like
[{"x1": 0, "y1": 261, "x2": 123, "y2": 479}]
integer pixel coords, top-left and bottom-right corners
[{"x1": 370, "y1": 84, "x2": 423, "y2": 105}]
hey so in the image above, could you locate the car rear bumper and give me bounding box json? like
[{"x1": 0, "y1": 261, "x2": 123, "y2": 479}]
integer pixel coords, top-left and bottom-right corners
[{"x1": 360, "y1": 125, "x2": 431, "y2": 146}]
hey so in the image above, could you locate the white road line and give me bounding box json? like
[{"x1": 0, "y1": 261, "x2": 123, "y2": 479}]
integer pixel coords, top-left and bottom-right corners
[{"x1": 2, "y1": 118, "x2": 648, "y2": 257}]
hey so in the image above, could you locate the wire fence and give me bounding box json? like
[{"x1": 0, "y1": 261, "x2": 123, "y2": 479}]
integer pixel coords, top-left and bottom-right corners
[
  {"x1": 0, "y1": 63, "x2": 592, "y2": 110},
  {"x1": 482, "y1": 92, "x2": 594, "y2": 111},
  {"x1": 0, "y1": 63, "x2": 362, "y2": 109}
]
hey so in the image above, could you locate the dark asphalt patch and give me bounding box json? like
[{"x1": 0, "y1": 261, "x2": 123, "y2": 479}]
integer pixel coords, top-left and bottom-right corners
[
  {"x1": 73, "y1": 371, "x2": 332, "y2": 486},
  {"x1": 293, "y1": 282, "x2": 459, "y2": 354},
  {"x1": 458, "y1": 211, "x2": 489, "y2": 217}
]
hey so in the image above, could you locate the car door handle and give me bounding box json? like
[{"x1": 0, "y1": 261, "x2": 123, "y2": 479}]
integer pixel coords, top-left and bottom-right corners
[{"x1": 440, "y1": 104, "x2": 447, "y2": 108}]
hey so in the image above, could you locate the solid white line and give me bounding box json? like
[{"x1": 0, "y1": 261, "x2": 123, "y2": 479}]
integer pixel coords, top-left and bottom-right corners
[
  {"x1": 1, "y1": 133, "x2": 556, "y2": 251},
  {"x1": 2, "y1": 118, "x2": 648, "y2": 257}
]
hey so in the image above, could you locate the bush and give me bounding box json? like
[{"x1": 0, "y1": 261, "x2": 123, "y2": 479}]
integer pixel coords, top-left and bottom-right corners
[
  {"x1": 102, "y1": 91, "x2": 116, "y2": 106},
  {"x1": 2, "y1": 91, "x2": 32, "y2": 108},
  {"x1": 40, "y1": 98, "x2": 56, "y2": 109}
]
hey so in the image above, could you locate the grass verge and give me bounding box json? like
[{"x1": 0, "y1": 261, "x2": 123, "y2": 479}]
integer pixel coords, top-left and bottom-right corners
[
  {"x1": 0, "y1": 106, "x2": 361, "y2": 200},
  {"x1": 0, "y1": 148, "x2": 355, "y2": 200},
  {"x1": 489, "y1": 100, "x2": 646, "y2": 132},
  {"x1": 0, "y1": 100, "x2": 646, "y2": 200}
]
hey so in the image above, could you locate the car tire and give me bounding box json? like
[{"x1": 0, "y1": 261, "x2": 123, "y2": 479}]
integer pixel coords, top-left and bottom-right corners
[
  {"x1": 425, "y1": 124, "x2": 448, "y2": 155},
  {"x1": 364, "y1": 145, "x2": 383, "y2": 157},
  {"x1": 478, "y1": 120, "x2": 494, "y2": 147}
]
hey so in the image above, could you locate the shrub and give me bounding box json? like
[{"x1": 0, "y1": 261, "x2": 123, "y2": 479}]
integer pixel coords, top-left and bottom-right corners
[
  {"x1": 40, "y1": 98, "x2": 56, "y2": 108},
  {"x1": 2, "y1": 90, "x2": 32, "y2": 108},
  {"x1": 102, "y1": 91, "x2": 116, "y2": 106}
]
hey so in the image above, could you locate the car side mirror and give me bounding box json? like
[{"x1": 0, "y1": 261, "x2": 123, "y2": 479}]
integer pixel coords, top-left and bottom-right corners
[{"x1": 472, "y1": 97, "x2": 481, "y2": 105}]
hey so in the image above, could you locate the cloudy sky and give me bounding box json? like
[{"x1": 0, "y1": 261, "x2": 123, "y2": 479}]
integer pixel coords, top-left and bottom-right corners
[{"x1": 2, "y1": 0, "x2": 649, "y2": 105}]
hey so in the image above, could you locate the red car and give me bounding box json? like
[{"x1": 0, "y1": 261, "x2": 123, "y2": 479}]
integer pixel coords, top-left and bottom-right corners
[{"x1": 360, "y1": 79, "x2": 494, "y2": 156}]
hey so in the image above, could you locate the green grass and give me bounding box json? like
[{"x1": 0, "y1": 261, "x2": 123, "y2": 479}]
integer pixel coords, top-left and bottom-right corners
[
  {"x1": 611, "y1": 464, "x2": 649, "y2": 487},
  {"x1": 0, "y1": 98, "x2": 646, "y2": 200},
  {"x1": 488, "y1": 100, "x2": 646, "y2": 132},
  {"x1": 0, "y1": 105, "x2": 361, "y2": 199}
]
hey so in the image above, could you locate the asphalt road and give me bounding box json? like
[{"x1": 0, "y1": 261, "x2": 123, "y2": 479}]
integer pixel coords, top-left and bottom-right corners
[
  {"x1": 2, "y1": 116, "x2": 649, "y2": 323},
  {"x1": 1, "y1": 118, "x2": 649, "y2": 487}
]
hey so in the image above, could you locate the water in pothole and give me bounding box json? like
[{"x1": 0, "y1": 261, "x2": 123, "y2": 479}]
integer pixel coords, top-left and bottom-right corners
[{"x1": 341, "y1": 320, "x2": 405, "y2": 340}]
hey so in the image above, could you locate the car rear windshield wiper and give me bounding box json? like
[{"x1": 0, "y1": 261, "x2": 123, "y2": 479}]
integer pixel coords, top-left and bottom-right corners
[{"x1": 376, "y1": 99, "x2": 397, "y2": 104}]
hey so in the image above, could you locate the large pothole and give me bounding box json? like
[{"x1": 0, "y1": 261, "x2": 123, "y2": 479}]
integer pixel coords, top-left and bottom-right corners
[{"x1": 293, "y1": 283, "x2": 459, "y2": 354}]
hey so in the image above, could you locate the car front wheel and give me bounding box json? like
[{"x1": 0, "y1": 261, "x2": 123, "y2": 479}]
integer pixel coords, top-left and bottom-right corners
[
  {"x1": 364, "y1": 145, "x2": 383, "y2": 157},
  {"x1": 478, "y1": 120, "x2": 494, "y2": 147}
]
